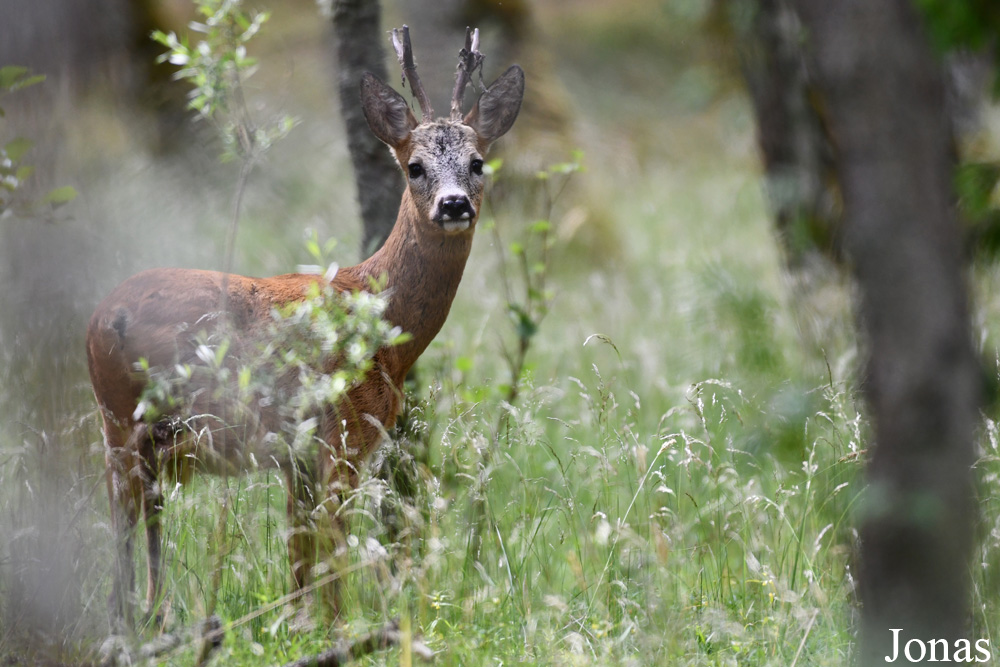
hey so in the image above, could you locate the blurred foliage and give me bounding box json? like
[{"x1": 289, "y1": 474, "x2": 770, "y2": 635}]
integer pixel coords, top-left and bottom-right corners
[
  {"x1": 151, "y1": 0, "x2": 296, "y2": 163},
  {"x1": 497, "y1": 153, "x2": 582, "y2": 405},
  {"x1": 915, "y1": 0, "x2": 1000, "y2": 80},
  {"x1": 0, "y1": 66, "x2": 77, "y2": 216},
  {"x1": 959, "y1": 161, "x2": 1000, "y2": 258},
  {"x1": 913, "y1": 0, "x2": 1000, "y2": 260},
  {"x1": 137, "y1": 278, "x2": 405, "y2": 476}
]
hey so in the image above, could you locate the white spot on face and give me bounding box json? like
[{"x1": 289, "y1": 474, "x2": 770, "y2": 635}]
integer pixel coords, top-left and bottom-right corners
[{"x1": 441, "y1": 220, "x2": 471, "y2": 232}]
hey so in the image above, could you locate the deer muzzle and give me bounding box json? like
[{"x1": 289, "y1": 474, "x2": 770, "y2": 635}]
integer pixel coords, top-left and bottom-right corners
[{"x1": 434, "y1": 194, "x2": 476, "y2": 231}]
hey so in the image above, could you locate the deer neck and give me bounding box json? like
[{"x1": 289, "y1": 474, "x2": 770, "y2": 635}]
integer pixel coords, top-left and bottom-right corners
[{"x1": 351, "y1": 189, "x2": 474, "y2": 375}]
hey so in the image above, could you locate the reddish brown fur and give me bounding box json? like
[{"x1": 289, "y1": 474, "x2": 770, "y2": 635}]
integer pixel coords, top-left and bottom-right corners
[{"x1": 87, "y1": 60, "x2": 524, "y2": 626}]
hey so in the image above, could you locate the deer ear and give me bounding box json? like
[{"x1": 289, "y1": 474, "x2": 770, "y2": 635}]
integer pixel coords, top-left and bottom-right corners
[
  {"x1": 464, "y1": 65, "x2": 524, "y2": 148},
  {"x1": 360, "y1": 72, "x2": 419, "y2": 149}
]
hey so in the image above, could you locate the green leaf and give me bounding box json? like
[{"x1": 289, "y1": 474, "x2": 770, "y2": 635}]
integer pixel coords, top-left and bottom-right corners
[
  {"x1": 462, "y1": 385, "x2": 492, "y2": 403},
  {"x1": 238, "y1": 366, "x2": 252, "y2": 391},
  {"x1": 391, "y1": 331, "x2": 413, "y2": 345},
  {"x1": 531, "y1": 219, "x2": 551, "y2": 234},
  {"x1": 189, "y1": 94, "x2": 209, "y2": 113},
  {"x1": 957, "y1": 161, "x2": 1000, "y2": 222},
  {"x1": 150, "y1": 29, "x2": 172, "y2": 47},
  {"x1": 0, "y1": 66, "x2": 43, "y2": 92},
  {"x1": 306, "y1": 238, "x2": 321, "y2": 261},
  {"x1": 455, "y1": 356, "x2": 474, "y2": 373},
  {"x1": 11, "y1": 75, "x2": 45, "y2": 92},
  {"x1": 44, "y1": 186, "x2": 77, "y2": 205},
  {"x1": 4, "y1": 137, "x2": 33, "y2": 162},
  {"x1": 549, "y1": 162, "x2": 578, "y2": 174},
  {"x1": 215, "y1": 338, "x2": 231, "y2": 367},
  {"x1": 970, "y1": 211, "x2": 1000, "y2": 259},
  {"x1": 914, "y1": 0, "x2": 992, "y2": 52},
  {"x1": 509, "y1": 304, "x2": 538, "y2": 341},
  {"x1": 0, "y1": 66, "x2": 28, "y2": 89}
]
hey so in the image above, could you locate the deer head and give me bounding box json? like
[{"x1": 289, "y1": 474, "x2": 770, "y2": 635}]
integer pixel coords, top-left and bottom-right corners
[{"x1": 359, "y1": 27, "x2": 524, "y2": 234}]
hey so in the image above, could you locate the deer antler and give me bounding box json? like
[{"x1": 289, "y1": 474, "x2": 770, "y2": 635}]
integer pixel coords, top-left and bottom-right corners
[
  {"x1": 391, "y1": 25, "x2": 434, "y2": 121},
  {"x1": 450, "y1": 27, "x2": 484, "y2": 121}
]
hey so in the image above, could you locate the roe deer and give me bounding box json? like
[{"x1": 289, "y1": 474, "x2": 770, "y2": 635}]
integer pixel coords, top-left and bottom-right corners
[{"x1": 85, "y1": 26, "x2": 524, "y2": 626}]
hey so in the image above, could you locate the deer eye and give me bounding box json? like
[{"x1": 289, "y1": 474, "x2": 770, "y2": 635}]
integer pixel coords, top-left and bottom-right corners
[
  {"x1": 408, "y1": 163, "x2": 425, "y2": 179},
  {"x1": 470, "y1": 159, "x2": 484, "y2": 176}
]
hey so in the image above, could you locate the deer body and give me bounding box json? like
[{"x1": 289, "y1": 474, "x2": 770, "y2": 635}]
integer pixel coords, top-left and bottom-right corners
[{"x1": 86, "y1": 31, "x2": 523, "y2": 626}]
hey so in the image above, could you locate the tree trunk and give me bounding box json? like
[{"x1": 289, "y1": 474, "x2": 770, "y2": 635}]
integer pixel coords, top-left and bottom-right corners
[
  {"x1": 791, "y1": 1, "x2": 983, "y2": 664},
  {"x1": 729, "y1": 0, "x2": 840, "y2": 266},
  {"x1": 331, "y1": 0, "x2": 404, "y2": 255}
]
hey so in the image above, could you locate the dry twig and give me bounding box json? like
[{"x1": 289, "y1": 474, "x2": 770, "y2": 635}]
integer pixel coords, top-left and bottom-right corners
[{"x1": 279, "y1": 618, "x2": 435, "y2": 667}]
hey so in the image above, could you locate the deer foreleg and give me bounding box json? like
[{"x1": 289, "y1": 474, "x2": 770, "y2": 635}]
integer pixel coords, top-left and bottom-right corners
[{"x1": 285, "y1": 457, "x2": 319, "y2": 593}]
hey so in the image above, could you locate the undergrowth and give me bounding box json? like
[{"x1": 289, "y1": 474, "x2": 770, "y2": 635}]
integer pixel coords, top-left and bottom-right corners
[{"x1": 53, "y1": 343, "x2": 866, "y2": 665}]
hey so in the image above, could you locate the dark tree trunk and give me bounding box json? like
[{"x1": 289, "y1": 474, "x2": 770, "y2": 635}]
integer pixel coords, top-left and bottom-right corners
[
  {"x1": 730, "y1": 0, "x2": 840, "y2": 266},
  {"x1": 791, "y1": 1, "x2": 983, "y2": 664},
  {"x1": 331, "y1": 0, "x2": 404, "y2": 255},
  {"x1": 731, "y1": 0, "x2": 991, "y2": 270}
]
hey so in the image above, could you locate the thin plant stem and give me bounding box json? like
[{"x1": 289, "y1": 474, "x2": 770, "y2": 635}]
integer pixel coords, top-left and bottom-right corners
[{"x1": 219, "y1": 157, "x2": 256, "y2": 316}]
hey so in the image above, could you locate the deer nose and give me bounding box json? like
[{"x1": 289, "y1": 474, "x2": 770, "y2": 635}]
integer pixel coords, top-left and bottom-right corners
[{"x1": 438, "y1": 195, "x2": 474, "y2": 222}]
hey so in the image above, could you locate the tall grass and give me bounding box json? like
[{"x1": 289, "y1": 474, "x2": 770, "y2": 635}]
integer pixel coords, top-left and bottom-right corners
[{"x1": 54, "y1": 146, "x2": 869, "y2": 664}]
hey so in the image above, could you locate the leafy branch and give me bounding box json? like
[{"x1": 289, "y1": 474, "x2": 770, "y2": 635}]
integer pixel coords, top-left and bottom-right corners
[
  {"x1": 462, "y1": 152, "x2": 582, "y2": 562},
  {"x1": 151, "y1": 0, "x2": 297, "y2": 277},
  {"x1": 151, "y1": 0, "x2": 295, "y2": 163},
  {"x1": 0, "y1": 66, "x2": 77, "y2": 217},
  {"x1": 492, "y1": 151, "x2": 582, "y2": 412},
  {"x1": 136, "y1": 283, "x2": 406, "y2": 462}
]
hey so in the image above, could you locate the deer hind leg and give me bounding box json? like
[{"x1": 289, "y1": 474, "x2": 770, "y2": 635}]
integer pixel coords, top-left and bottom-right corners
[
  {"x1": 105, "y1": 417, "x2": 175, "y2": 630},
  {"x1": 104, "y1": 427, "x2": 143, "y2": 630},
  {"x1": 137, "y1": 419, "x2": 177, "y2": 627}
]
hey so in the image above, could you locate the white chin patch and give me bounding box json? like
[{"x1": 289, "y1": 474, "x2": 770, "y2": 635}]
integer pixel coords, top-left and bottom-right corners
[{"x1": 441, "y1": 220, "x2": 471, "y2": 232}]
